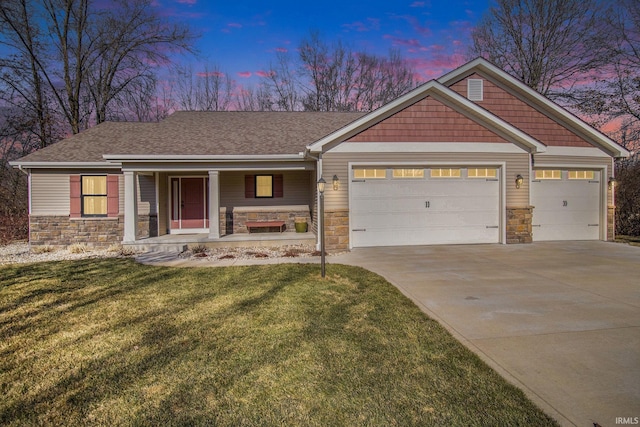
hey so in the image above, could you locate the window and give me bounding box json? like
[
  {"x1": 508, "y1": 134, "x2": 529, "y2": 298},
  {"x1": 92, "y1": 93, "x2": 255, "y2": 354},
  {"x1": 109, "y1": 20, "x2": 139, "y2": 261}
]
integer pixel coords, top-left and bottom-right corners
[
  {"x1": 568, "y1": 170, "x2": 595, "y2": 180},
  {"x1": 468, "y1": 168, "x2": 497, "y2": 178},
  {"x1": 353, "y1": 168, "x2": 386, "y2": 179},
  {"x1": 534, "y1": 170, "x2": 561, "y2": 180},
  {"x1": 392, "y1": 168, "x2": 424, "y2": 178},
  {"x1": 430, "y1": 168, "x2": 461, "y2": 178},
  {"x1": 82, "y1": 175, "x2": 107, "y2": 216},
  {"x1": 255, "y1": 175, "x2": 273, "y2": 198}
]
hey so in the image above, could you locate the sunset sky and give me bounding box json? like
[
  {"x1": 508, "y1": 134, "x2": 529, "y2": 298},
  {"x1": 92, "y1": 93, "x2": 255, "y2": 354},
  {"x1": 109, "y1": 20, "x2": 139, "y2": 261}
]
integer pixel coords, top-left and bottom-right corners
[{"x1": 158, "y1": 0, "x2": 490, "y2": 83}]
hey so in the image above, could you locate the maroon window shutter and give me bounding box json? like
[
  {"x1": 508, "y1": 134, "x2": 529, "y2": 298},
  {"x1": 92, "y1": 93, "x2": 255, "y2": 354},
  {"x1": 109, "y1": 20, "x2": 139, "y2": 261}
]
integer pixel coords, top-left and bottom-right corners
[
  {"x1": 245, "y1": 175, "x2": 255, "y2": 198},
  {"x1": 274, "y1": 174, "x2": 283, "y2": 198},
  {"x1": 70, "y1": 175, "x2": 81, "y2": 217},
  {"x1": 107, "y1": 175, "x2": 119, "y2": 217}
]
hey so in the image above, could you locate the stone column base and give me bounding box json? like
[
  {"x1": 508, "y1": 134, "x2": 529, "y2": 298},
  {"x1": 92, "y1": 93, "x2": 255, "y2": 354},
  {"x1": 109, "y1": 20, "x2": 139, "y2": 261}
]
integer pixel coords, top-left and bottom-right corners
[{"x1": 506, "y1": 206, "x2": 533, "y2": 244}]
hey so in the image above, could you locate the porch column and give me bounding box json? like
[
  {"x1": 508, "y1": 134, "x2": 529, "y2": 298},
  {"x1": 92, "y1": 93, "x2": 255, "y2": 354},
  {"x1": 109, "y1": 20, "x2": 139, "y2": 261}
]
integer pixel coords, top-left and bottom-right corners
[
  {"x1": 208, "y1": 170, "x2": 220, "y2": 239},
  {"x1": 123, "y1": 170, "x2": 138, "y2": 242}
]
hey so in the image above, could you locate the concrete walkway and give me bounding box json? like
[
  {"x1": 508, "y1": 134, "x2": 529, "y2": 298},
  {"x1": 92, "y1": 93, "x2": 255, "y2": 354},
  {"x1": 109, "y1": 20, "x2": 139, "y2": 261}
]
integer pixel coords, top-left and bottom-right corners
[
  {"x1": 137, "y1": 241, "x2": 640, "y2": 426},
  {"x1": 332, "y1": 242, "x2": 640, "y2": 427}
]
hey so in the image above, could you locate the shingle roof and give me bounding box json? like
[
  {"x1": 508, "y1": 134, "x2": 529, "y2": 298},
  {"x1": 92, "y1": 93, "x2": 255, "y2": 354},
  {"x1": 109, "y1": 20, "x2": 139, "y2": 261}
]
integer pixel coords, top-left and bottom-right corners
[{"x1": 15, "y1": 111, "x2": 366, "y2": 164}]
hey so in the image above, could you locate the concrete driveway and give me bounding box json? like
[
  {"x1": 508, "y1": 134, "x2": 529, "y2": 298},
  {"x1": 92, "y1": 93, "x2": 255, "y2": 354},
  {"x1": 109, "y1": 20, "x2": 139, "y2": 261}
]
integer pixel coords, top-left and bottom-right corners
[{"x1": 332, "y1": 241, "x2": 640, "y2": 427}]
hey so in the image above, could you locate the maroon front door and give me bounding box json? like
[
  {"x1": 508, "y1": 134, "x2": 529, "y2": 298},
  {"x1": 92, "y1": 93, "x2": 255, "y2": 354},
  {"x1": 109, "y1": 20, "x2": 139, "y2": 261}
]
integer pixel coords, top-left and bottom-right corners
[{"x1": 171, "y1": 177, "x2": 209, "y2": 230}]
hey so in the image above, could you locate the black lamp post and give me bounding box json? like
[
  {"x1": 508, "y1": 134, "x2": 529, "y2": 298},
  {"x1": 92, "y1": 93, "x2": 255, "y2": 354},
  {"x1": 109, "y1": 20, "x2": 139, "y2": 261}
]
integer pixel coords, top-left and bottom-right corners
[{"x1": 317, "y1": 177, "x2": 326, "y2": 278}]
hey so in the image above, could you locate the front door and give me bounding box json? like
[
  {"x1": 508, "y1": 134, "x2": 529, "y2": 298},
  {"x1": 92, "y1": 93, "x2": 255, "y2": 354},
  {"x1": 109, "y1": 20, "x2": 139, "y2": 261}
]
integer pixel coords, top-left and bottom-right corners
[{"x1": 170, "y1": 177, "x2": 209, "y2": 232}]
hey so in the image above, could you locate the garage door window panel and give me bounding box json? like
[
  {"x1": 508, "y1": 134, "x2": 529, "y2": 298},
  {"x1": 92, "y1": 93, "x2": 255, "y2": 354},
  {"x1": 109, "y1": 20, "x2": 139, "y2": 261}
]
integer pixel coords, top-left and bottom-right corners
[
  {"x1": 392, "y1": 169, "x2": 424, "y2": 178},
  {"x1": 431, "y1": 168, "x2": 461, "y2": 178},
  {"x1": 353, "y1": 168, "x2": 386, "y2": 179},
  {"x1": 568, "y1": 170, "x2": 595, "y2": 180},
  {"x1": 535, "y1": 170, "x2": 561, "y2": 180},
  {"x1": 468, "y1": 168, "x2": 497, "y2": 178}
]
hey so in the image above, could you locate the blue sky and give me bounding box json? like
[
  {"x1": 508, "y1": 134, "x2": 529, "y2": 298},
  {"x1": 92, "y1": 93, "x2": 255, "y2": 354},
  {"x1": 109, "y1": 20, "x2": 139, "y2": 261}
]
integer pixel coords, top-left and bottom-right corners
[{"x1": 157, "y1": 0, "x2": 490, "y2": 83}]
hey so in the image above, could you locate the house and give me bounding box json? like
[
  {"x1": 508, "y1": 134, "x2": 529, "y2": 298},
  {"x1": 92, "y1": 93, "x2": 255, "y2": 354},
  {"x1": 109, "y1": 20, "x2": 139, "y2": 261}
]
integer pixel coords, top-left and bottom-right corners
[{"x1": 11, "y1": 58, "x2": 629, "y2": 252}]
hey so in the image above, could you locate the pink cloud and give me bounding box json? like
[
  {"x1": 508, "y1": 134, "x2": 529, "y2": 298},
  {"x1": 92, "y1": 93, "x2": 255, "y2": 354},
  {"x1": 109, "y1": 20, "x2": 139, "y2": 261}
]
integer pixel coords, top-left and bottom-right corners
[
  {"x1": 407, "y1": 54, "x2": 466, "y2": 81},
  {"x1": 342, "y1": 18, "x2": 381, "y2": 32},
  {"x1": 255, "y1": 70, "x2": 275, "y2": 78},
  {"x1": 237, "y1": 71, "x2": 252, "y2": 78},
  {"x1": 383, "y1": 34, "x2": 424, "y2": 48},
  {"x1": 176, "y1": 0, "x2": 197, "y2": 4},
  {"x1": 196, "y1": 71, "x2": 225, "y2": 78},
  {"x1": 228, "y1": 22, "x2": 242, "y2": 28},
  {"x1": 410, "y1": 1, "x2": 425, "y2": 7},
  {"x1": 274, "y1": 47, "x2": 288, "y2": 53}
]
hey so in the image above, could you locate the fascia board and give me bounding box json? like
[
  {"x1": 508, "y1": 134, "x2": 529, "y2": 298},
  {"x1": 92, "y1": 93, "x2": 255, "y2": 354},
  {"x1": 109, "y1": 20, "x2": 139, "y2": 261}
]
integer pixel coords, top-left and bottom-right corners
[
  {"x1": 102, "y1": 154, "x2": 305, "y2": 162},
  {"x1": 439, "y1": 58, "x2": 629, "y2": 158}
]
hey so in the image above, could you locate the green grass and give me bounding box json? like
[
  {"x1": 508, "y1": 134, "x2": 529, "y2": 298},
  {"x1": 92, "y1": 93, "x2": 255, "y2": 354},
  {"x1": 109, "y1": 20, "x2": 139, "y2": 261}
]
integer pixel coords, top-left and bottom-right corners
[{"x1": 0, "y1": 259, "x2": 558, "y2": 426}]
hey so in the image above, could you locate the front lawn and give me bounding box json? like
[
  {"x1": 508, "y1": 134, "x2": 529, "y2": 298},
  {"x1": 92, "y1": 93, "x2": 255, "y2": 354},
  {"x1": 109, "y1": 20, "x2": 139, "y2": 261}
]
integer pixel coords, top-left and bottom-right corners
[{"x1": 0, "y1": 259, "x2": 557, "y2": 426}]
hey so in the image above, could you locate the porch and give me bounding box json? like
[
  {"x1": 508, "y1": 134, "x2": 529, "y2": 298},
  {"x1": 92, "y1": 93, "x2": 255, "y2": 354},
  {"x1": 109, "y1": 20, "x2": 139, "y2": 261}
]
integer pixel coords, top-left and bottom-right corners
[{"x1": 124, "y1": 231, "x2": 317, "y2": 253}]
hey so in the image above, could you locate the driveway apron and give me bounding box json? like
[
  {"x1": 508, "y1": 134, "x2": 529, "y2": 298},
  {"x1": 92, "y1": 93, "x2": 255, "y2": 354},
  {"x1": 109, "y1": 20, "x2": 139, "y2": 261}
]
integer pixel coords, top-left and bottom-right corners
[{"x1": 332, "y1": 241, "x2": 640, "y2": 427}]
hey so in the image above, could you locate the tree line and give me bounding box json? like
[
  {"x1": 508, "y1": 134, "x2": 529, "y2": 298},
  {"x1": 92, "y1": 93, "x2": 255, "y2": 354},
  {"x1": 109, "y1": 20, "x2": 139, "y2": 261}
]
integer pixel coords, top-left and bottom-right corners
[{"x1": 1, "y1": 0, "x2": 638, "y2": 241}]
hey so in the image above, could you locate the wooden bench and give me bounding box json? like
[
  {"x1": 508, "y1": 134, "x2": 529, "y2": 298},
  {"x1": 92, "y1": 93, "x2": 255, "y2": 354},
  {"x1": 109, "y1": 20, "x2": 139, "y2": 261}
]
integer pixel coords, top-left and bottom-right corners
[{"x1": 245, "y1": 220, "x2": 286, "y2": 233}]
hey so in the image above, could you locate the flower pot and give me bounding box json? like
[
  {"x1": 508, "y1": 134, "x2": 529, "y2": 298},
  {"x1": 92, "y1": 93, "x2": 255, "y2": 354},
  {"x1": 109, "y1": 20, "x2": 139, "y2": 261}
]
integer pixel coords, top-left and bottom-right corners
[{"x1": 295, "y1": 221, "x2": 308, "y2": 233}]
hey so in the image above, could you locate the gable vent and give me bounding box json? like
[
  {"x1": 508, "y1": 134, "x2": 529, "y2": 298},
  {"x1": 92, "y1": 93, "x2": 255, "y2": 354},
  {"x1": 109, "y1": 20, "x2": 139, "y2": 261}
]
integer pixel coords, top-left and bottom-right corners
[{"x1": 467, "y1": 79, "x2": 483, "y2": 101}]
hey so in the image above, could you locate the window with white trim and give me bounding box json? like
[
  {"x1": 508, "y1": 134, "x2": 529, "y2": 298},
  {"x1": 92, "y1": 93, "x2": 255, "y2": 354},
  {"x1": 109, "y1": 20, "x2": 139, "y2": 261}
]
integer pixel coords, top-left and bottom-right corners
[
  {"x1": 534, "y1": 170, "x2": 561, "y2": 180},
  {"x1": 468, "y1": 168, "x2": 497, "y2": 178},
  {"x1": 353, "y1": 168, "x2": 386, "y2": 179},
  {"x1": 392, "y1": 169, "x2": 424, "y2": 178},
  {"x1": 430, "y1": 168, "x2": 461, "y2": 178},
  {"x1": 568, "y1": 170, "x2": 595, "y2": 180}
]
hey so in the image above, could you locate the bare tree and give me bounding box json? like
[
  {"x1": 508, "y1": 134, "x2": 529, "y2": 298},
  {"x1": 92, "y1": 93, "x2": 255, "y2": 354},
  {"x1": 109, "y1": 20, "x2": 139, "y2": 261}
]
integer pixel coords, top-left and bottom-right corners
[
  {"x1": 263, "y1": 52, "x2": 300, "y2": 111},
  {"x1": 237, "y1": 84, "x2": 273, "y2": 111},
  {"x1": 0, "y1": 0, "x2": 194, "y2": 135},
  {"x1": 174, "y1": 64, "x2": 233, "y2": 111},
  {"x1": 469, "y1": 0, "x2": 609, "y2": 97}
]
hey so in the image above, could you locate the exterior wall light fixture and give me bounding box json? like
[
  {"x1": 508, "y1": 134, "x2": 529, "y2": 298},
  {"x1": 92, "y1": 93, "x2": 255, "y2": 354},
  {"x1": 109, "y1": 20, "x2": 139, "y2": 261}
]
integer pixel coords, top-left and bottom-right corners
[
  {"x1": 332, "y1": 175, "x2": 340, "y2": 191},
  {"x1": 515, "y1": 174, "x2": 524, "y2": 189},
  {"x1": 608, "y1": 176, "x2": 617, "y2": 189}
]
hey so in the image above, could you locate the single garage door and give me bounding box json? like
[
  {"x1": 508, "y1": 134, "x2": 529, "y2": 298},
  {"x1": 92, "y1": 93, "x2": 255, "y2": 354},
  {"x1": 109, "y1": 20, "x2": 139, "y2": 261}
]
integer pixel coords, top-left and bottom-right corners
[
  {"x1": 350, "y1": 167, "x2": 500, "y2": 247},
  {"x1": 531, "y1": 169, "x2": 601, "y2": 241}
]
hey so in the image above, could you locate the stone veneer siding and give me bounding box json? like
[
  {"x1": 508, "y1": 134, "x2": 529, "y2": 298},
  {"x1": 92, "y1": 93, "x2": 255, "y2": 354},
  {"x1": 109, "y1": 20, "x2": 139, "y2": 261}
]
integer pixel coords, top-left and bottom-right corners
[
  {"x1": 608, "y1": 205, "x2": 615, "y2": 241},
  {"x1": 30, "y1": 214, "x2": 156, "y2": 247},
  {"x1": 226, "y1": 207, "x2": 311, "y2": 234},
  {"x1": 323, "y1": 209, "x2": 349, "y2": 252},
  {"x1": 506, "y1": 207, "x2": 533, "y2": 244}
]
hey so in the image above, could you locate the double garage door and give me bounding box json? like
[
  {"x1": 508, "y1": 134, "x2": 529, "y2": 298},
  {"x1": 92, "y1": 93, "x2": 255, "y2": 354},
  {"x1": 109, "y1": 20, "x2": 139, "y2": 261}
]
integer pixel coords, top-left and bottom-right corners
[
  {"x1": 350, "y1": 167, "x2": 500, "y2": 247},
  {"x1": 531, "y1": 169, "x2": 601, "y2": 241}
]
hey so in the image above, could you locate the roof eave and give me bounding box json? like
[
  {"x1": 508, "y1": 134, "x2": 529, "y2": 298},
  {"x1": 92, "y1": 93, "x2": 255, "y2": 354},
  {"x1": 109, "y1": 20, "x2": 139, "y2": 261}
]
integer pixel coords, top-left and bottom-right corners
[{"x1": 10, "y1": 161, "x2": 120, "y2": 169}]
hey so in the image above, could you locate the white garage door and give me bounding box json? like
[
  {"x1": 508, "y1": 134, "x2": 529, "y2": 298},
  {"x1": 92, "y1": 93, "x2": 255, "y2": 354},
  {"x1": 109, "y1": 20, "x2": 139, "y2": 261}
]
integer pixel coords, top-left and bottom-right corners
[
  {"x1": 531, "y1": 169, "x2": 601, "y2": 241},
  {"x1": 350, "y1": 167, "x2": 500, "y2": 247}
]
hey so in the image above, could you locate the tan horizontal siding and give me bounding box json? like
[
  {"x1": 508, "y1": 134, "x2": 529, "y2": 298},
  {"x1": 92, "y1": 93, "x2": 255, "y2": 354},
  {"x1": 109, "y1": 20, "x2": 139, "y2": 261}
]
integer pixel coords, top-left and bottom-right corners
[
  {"x1": 322, "y1": 152, "x2": 530, "y2": 210},
  {"x1": 220, "y1": 171, "x2": 312, "y2": 208},
  {"x1": 138, "y1": 174, "x2": 156, "y2": 215},
  {"x1": 31, "y1": 173, "x2": 70, "y2": 215}
]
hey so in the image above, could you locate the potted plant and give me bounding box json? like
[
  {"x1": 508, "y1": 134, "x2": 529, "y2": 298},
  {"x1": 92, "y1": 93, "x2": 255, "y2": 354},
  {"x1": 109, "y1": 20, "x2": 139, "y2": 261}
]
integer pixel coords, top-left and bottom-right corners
[{"x1": 294, "y1": 217, "x2": 308, "y2": 233}]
